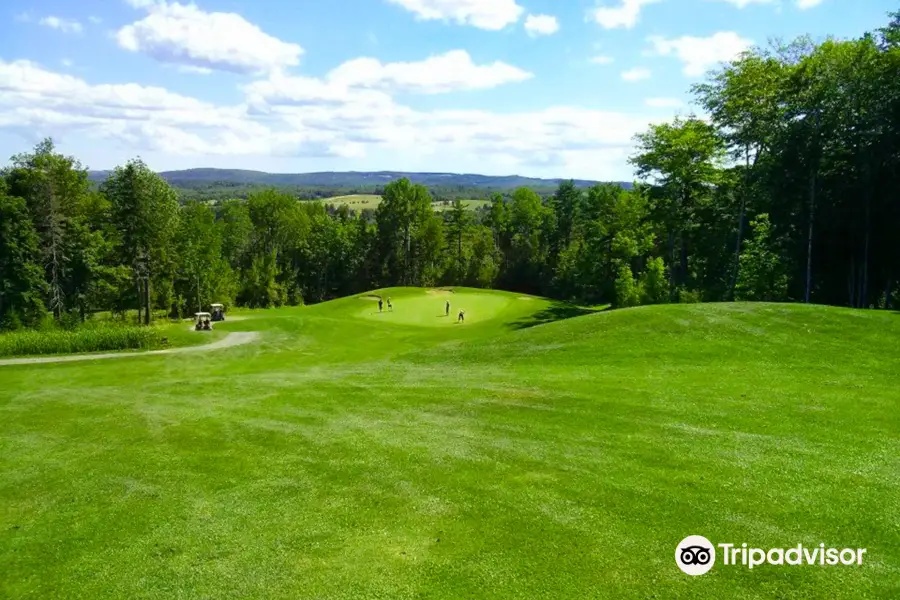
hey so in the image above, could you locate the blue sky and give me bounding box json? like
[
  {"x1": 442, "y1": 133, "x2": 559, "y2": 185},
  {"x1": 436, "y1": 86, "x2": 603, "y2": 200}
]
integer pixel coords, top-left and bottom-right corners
[{"x1": 0, "y1": 0, "x2": 894, "y2": 180}]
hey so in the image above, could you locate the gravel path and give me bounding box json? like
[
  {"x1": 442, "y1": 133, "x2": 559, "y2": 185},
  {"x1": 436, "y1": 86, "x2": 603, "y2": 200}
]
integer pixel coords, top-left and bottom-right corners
[{"x1": 0, "y1": 332, "x2": 260, "y2": 367}]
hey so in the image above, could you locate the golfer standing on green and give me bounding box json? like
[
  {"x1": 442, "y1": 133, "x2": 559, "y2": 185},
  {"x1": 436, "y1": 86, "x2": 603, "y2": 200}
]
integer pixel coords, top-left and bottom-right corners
[
  {"x1": 378, "y1": 297, "x2": 383, "y2": 312},
  {"x1": 457, "y1": 309, "x2": 465, "y2": 323},
  {"x1": 445, "y1": 300, "x2": 450, "y2": 316}
]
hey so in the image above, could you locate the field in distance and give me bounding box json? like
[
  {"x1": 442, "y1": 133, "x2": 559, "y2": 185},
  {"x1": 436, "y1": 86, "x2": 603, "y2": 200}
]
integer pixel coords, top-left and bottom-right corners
[
  {"x1": 323, "y1": 194, "x2": 490, "y2": 211},
  {"x1": 1, "y1": 288, "x2": 898, "y2": 599}
]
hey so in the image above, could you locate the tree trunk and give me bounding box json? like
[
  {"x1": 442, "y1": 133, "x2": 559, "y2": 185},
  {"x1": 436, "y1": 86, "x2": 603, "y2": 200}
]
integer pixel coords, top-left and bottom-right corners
[
  {"x1": 667, "y1": 229, "x2": 676, "y2": 295},
  {"x1": 405, "y1": 224, "x2": 410, "y2": 286},
  {"x1": 144, "y1": 275, "x2": 151, "y2": 326},
  {"x1": 135, "y1": 277, "x2": 143, "y2": 324},
  {"x1": 886, "y1": 276, "x2": 893, "y2": 310},
  {"x1": 730, "y1": 147, "x2": 751, "y2": 300},
  {"x1": 848, "y1": 258, "x2": 855, "y2": 307},
  {"x1": 861, "y1": 160, "x2": 871, "y2": 308},
  {"x1": 804, "y1": 113, "x2": 820, "y2": 305},
  {"x1": 457, "y1": 228, "x2": 463, "y2": 283},
  {"x1": 804, "y1": 167, "x2": 816, "y2": 304}
]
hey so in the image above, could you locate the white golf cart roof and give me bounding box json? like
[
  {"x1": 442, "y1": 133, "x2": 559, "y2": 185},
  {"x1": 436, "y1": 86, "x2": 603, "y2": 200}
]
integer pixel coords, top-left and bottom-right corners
[
  {"x1": 195, "y1": 312, "x2": 211, "y2": 317},
  {"x1": 210, "y1": 303, "x2": 224, "y2": 308}
]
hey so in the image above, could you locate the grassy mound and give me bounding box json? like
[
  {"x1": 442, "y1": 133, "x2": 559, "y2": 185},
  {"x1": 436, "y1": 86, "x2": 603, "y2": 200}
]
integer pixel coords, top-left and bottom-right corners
[{"x1": 1, "y1": 291, "x2": 897, "y2": 599}]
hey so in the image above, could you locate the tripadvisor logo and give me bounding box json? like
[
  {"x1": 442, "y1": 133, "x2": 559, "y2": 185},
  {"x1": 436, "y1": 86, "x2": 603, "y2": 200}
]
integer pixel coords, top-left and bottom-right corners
[{"x1": 675, "y1": 536, "x2": 867, "y2": 576}]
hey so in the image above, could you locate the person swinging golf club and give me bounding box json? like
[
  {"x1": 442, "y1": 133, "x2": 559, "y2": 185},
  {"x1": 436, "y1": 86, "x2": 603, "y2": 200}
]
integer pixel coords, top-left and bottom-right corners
[{"x1": 457, "y1": 308, "x2": 465, "y2": 323}]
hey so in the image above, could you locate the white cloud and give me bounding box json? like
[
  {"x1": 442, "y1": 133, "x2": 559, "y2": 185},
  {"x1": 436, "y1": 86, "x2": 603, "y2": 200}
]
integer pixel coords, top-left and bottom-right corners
[
  {"x1": 524, "y1": 14, "x2": 559, "y2": 37},
  {"x1": 0, "y1": 59, "x2": 665, "y2": 179},
  {"x1": 644, "y1": 97, "x2": 684, "y2": 108},
  {"x1": 713, "y1": 0, "x2": 774, "y2": 6},
  {"x1": 590, "y1": 55, "x2": 614, "y2": 65},
  {"x1": 116, "y1": 0, "x2": 303, "y2": 74},
  {"x1": 61, "y1": 59, "x2": 74, "y2": 68},
  {"x1": 588, "y1": 0, "x2": 659, "y2": 29},
  {"x1": 89, "y1": 16, "x2": 103, "y2": 24},
  {"x1": 648, "y1": 31, "x2": 752, "y2": 76},
  {"x1": 326, "y1": 51, "x2": 532, "y2": 93},
  {"x1": 385, "y1": 0, "x2": 524, "y2": 30},
  {"x1": 177, "y1": 65, "x2": 213, "y2": 75},
  {"x1": 39, "y1": 16, "x2": 83, "y2": 34},
  {"x1": 797, "y1": 0, "x2": 823, "y2": 8},
  {"x1": 621, "y1": 67, "x2": 651, "y2": 81}
]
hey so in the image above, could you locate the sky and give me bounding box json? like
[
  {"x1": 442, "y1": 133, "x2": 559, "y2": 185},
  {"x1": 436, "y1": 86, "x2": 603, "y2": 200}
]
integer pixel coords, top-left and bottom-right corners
[{"x1": 0, "y1": 0, "x2": 895, "y2": 180}]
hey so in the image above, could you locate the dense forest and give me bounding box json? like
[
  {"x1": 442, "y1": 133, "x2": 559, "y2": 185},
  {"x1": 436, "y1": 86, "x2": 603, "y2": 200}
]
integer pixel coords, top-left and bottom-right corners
[{"x1": 1, "y1": 12, "x2": 899, "y2": 330}]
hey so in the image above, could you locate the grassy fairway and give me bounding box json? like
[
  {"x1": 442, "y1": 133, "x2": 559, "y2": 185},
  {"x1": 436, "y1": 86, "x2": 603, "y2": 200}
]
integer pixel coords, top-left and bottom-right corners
[
  {"x1": 324, "y1": 194, "x2": 382, "y2": 210},
  {"x1": 323, "y1": 195, "x2": 490, "y2": 212},
  {"x1": 1, "y1": 289, "x2": 898, "y2": 599},
  {"x1": 431, "y1": 199, "x2": 492, "y2": 212}
]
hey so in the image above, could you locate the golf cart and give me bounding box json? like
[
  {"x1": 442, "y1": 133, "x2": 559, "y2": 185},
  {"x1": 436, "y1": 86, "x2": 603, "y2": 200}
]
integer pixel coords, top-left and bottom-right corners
[
  {"x1": 211, "y1": 303, "x2": 226, "y2": 322},
  {"x1": 194, "y1": 312, "x2": 213, "y2": 331}
]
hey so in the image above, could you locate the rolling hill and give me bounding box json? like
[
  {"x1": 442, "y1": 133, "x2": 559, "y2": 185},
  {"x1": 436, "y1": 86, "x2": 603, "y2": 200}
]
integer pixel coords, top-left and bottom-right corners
[
  {"x1": 87, "y1": 168, "x2": 631, "y2": 190},
  {"x1": 1, "y1": 290, "x2": 897, "y2": 598}
]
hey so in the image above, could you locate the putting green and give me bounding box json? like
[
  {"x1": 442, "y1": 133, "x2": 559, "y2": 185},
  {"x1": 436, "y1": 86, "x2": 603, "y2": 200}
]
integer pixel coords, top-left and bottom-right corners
[{"x1": 356, "y1": 289, "x2": 514, "y2": 326}]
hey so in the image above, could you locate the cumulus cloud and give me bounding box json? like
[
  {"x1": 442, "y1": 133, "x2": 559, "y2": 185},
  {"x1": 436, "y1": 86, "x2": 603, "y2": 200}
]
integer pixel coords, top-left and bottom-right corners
[
  {"x1": 648, "y1": 31, "x2": 752, "y2": 76},
  {"x1": 385, "y1": 0, "x2": 524, "y2": 30},
  {"x1": 621, "y1": 67, "x2": 651, "y2": 81},
  {"x1": 0, "y1": 59, "x2": 671, "y2": 178},
  {"x1": 116, "y1": 0, "x2": 303, "y2": 74},
  {"x1": 588, "y1": 0, "x2": 660, "y2": 29},
  {"x1": 39, "y1": 16, "x2": 83, "y2": 34},
  {"x1": 590, "y1": 55, "x2": 614, "y2": 65},
  {"x1": 327, "y1": 51, "x2": 532, "y2": 93},
  {"x1": 524, "y1": 14, "x2": 560, "y2": 37}
]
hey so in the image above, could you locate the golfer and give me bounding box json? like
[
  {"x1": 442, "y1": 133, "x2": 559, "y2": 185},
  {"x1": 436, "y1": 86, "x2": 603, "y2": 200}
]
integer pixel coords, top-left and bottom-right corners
[
  {"x1": 457, "y1": 309, "x2": 465, "y2": 323},
  {"x1": 445, "y1": 300, "x2": 450, "y2": 316},
  {"x1": 387, "y1": 297, "x2": 393, "y2": 311},
  {"x1": 378, "y1": 297, "x2": 383, "y2": 312}
]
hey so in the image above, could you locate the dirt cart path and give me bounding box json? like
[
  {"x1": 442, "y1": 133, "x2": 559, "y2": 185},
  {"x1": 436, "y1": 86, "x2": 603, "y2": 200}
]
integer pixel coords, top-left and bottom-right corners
[{"x1": 0, "y1": 332, "x2": 260, "y2": 367}]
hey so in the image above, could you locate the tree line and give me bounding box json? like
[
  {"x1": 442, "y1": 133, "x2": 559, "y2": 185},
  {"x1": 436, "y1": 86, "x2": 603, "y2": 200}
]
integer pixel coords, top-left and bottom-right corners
[
  {"x1": 173, "y1": 181, "x2": 510, "y2": 204},
  {"x1": 1, "y1": 11, "x2": 899, "y2": 329}
]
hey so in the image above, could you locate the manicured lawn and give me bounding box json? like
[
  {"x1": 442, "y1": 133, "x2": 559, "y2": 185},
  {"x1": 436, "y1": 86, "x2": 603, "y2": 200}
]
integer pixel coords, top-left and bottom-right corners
[
  {"x1": 356, "y1": 289, "x2": 525, "y2": 326},
  {"x1": 1, "y1": 289, "x2": 897, "y2": 599},
  {"x1": 431, "y1": 199, "x2": 492, "y2": 212},
  {"x1": 323, "y1": 194, "x2": 383, "y2": 210},
  {"x1": 323, "y1": 195, "x2": 490, "y2": 213}
]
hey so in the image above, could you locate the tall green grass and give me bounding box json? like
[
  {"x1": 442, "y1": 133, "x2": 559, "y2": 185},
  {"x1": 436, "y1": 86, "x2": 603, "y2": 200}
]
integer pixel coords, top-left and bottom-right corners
[{"x1": 0, "y1": 324, "x2": 162, "y2": 357}]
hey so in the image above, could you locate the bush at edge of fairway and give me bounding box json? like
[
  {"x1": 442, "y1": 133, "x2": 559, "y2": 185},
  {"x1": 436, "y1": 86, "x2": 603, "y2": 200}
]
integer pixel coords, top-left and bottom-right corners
[{"x1": 0, "y1": 324, "x2": 162, "y2": 358}]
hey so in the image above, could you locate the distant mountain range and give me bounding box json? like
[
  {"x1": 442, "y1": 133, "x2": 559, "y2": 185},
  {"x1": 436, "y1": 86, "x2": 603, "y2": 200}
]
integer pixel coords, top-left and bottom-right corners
[{"x1": 87, "y1": 168, "x2": 631, "y2": 190}]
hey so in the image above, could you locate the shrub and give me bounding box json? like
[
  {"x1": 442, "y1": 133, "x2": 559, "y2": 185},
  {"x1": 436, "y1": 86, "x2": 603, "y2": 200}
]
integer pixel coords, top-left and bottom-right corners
[
  {"x1": 676, "y1": 287, "x2": 703, "y2": 304},
  {"x1": 735, "y1": 213, "x2": 789, "y2": 302},
  {"x1": 0, "y1": 324, "x2": 161, "y2": 358},
  {"x1": 615, "y1": 263, "x2": 642, "y2": 308},
  {"x1": 640, "y1": 257, "x2": 669, "y2": 304}
]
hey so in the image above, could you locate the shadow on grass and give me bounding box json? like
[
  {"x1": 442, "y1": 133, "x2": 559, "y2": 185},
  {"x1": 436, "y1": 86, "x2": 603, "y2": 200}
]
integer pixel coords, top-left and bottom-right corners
[{"x1": 507, "y1": 301, "x2": 610, "y2": 330}]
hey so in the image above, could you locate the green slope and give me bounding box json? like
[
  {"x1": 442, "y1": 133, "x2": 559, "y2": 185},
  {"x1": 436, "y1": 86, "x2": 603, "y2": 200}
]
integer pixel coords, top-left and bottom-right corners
[{"x1": 1, "y1": 290, "x2": 897, "y2": 599}]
